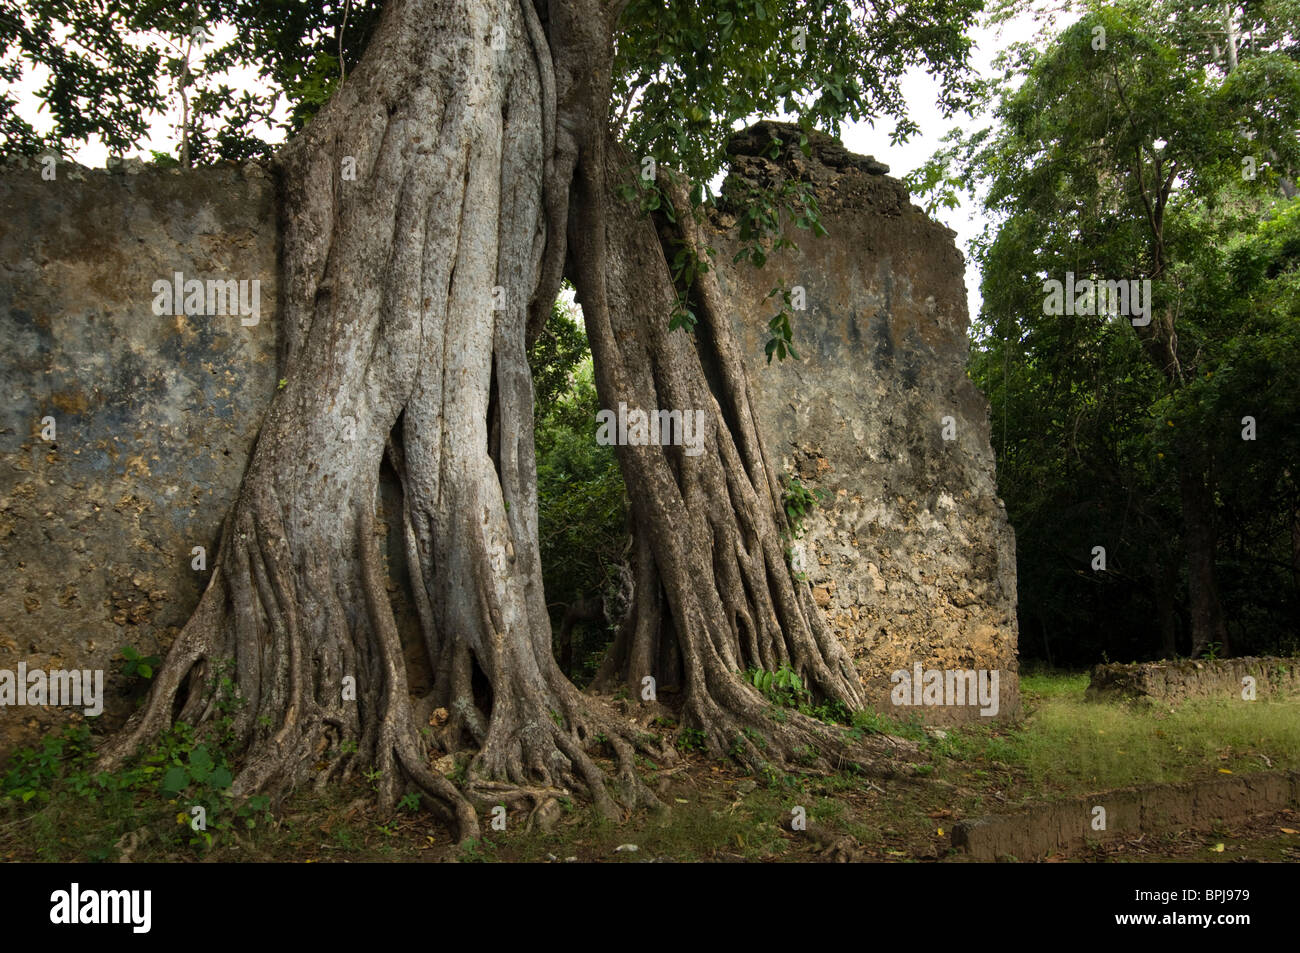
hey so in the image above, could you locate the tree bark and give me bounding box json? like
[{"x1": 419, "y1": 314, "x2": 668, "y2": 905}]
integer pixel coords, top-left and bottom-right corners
[
  {"x1": 1155, "y1": 559, "x2": 1179, "y2": 659},
  {"x1": 1133, "y1": 305, "x2": 1229, "y2": 659}
]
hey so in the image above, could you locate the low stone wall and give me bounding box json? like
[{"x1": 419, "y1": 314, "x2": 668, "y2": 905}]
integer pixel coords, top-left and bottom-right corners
[
  {"x1": 951, "y1": 771, "x2": 1300, "y2": 861},
  {"x1": 1086, "y1": 657, "x2": 1300, "y2": 705}
]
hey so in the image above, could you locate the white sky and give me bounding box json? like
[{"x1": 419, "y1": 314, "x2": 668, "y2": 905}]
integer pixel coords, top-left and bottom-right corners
[
  {"x1": 839, "y1": 8, "x2": 1077, "y2": 319},
  {"x1": 4, "y1": 5, "x2": 1075, "y2": 321}
]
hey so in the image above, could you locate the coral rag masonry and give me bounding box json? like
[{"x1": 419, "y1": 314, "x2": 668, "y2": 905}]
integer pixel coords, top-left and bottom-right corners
[
  {"x1": 0, "y1": 157, "x2": 279, "y2": 758},
  {"x1": 151, "y1": 271, "x2": 262, "y2": 326},
  {"x1": 710, "y1": 123, "x2": 1020, "y2": 723}
]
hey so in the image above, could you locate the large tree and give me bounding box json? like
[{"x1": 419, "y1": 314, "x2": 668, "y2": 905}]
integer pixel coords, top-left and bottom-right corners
[{"x1": 7, "y1": 0, "x2": 981, "y2": 840}]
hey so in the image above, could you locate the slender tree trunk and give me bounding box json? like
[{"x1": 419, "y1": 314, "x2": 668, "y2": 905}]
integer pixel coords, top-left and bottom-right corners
[
  {"x1": 1179, "y1": 459, "x2": 1228, "y2": 657},
  {"x1": 1156, "y1": 559, "x2": 1178, "y2": 659},
  {"x1": 1134, "y1": 306, "x2": 1230, "y2": 659},
  {"x1": 1290, "y1": 500, "x2": 1300, "y2": 594}
]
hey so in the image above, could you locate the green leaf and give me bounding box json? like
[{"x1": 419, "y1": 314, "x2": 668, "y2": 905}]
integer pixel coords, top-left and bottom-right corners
[
  {"x1": 161, "y1": 766, "x2": 188, "y2": 794},
  {"x1": 211, "y1": 766, "x2": 233, "y2": 789},
  {"x1": 188, "y1": 746, "x2": 214, "y2": 782}
]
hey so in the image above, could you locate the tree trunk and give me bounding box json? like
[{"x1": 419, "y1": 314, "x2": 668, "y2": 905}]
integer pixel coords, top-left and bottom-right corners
[
  {"x1": 99, "y1": 0, "x2": 665, "y2": 840},
  {"x1": 1133, "y1": 308, "x2": 1229, "y2": 659},
  {"x1": 1155, "y1": 559, "x2": 1179, "y2": 659},
  {"x1": 1179, "y1": 459, "x2": 1229, "y2": 658}
]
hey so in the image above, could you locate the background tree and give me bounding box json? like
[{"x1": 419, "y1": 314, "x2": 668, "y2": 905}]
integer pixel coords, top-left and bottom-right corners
[
  {"x1": 0, "y1": 0, "x2": 384, "y2": 162},
  {"x1": 914, "y1": 0, "x2": 1300, "y2": 662},
  {"x1": 529, "y1": 298, "x2": 629, "y2": 681}
]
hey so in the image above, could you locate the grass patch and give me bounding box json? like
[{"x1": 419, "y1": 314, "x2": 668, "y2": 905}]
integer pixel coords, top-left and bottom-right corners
[{"x1": 930, "y1": 669, "x2": 1300, "y2": 799}]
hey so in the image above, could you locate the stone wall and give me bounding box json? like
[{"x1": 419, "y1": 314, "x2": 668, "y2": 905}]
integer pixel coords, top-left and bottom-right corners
[
  {"x1": 710, "y1": 123, "x2": 1019, "y2": 722},
  {"x1": 1087, "y1": 657, "x2": 1300, "y2": 705},
  {"x1": 0, "y1": 131, "x2": 1018, "y2": 756},
  {"x1": 0, "y1": 158, "x2": 280, "y2": 755}
]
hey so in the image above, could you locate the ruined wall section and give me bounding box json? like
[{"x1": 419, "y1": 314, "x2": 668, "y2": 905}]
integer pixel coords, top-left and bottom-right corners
[
  {"x1": 709, "y1": 123, "x2": 1020, "y2": 722},
  {"x1": 0, "y1": 159, "x2": 431, "y2": 758},
  {"x1": 0, "y1": 158, "x2": 280, "y2": 753}
]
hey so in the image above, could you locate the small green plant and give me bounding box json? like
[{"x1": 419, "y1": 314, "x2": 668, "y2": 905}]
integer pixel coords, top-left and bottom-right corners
[
  {"x1": 730, "y1": 733, "x2": 747, "y2": 759},
  {"x1": 676, "y1": 727, "x2": 708, "y2": 752},
  {"x1": 745, "y1": 664, "x2": 853, "y2": 726},
  {"x1": 1201, "y1": 641, "x2": 1223, "y2": 661},
  {"x1": 118, "y1": 644, "x2": 161, "y2": 681},
  {"x1": 0, "y1": 724, "x2": 94, "y2": 807},
  {"x1": 458, "y1": 836, "x2": 495, "y2": 863},
  {"x1": 160, "y1": 744, "x2": 233, "y2": 797},
  {"x1": 397, "y1": 792, "x2": 421, "y2": 813},
  {"x1": 277, "y1": 377, "x2": 288, "y2": 390},
  {"x1": 780, "y1": 476, "x2": 828, "y2": 538},
  {"x1": 747, "y1": 663, "x2": 808, "y2": 707}
]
